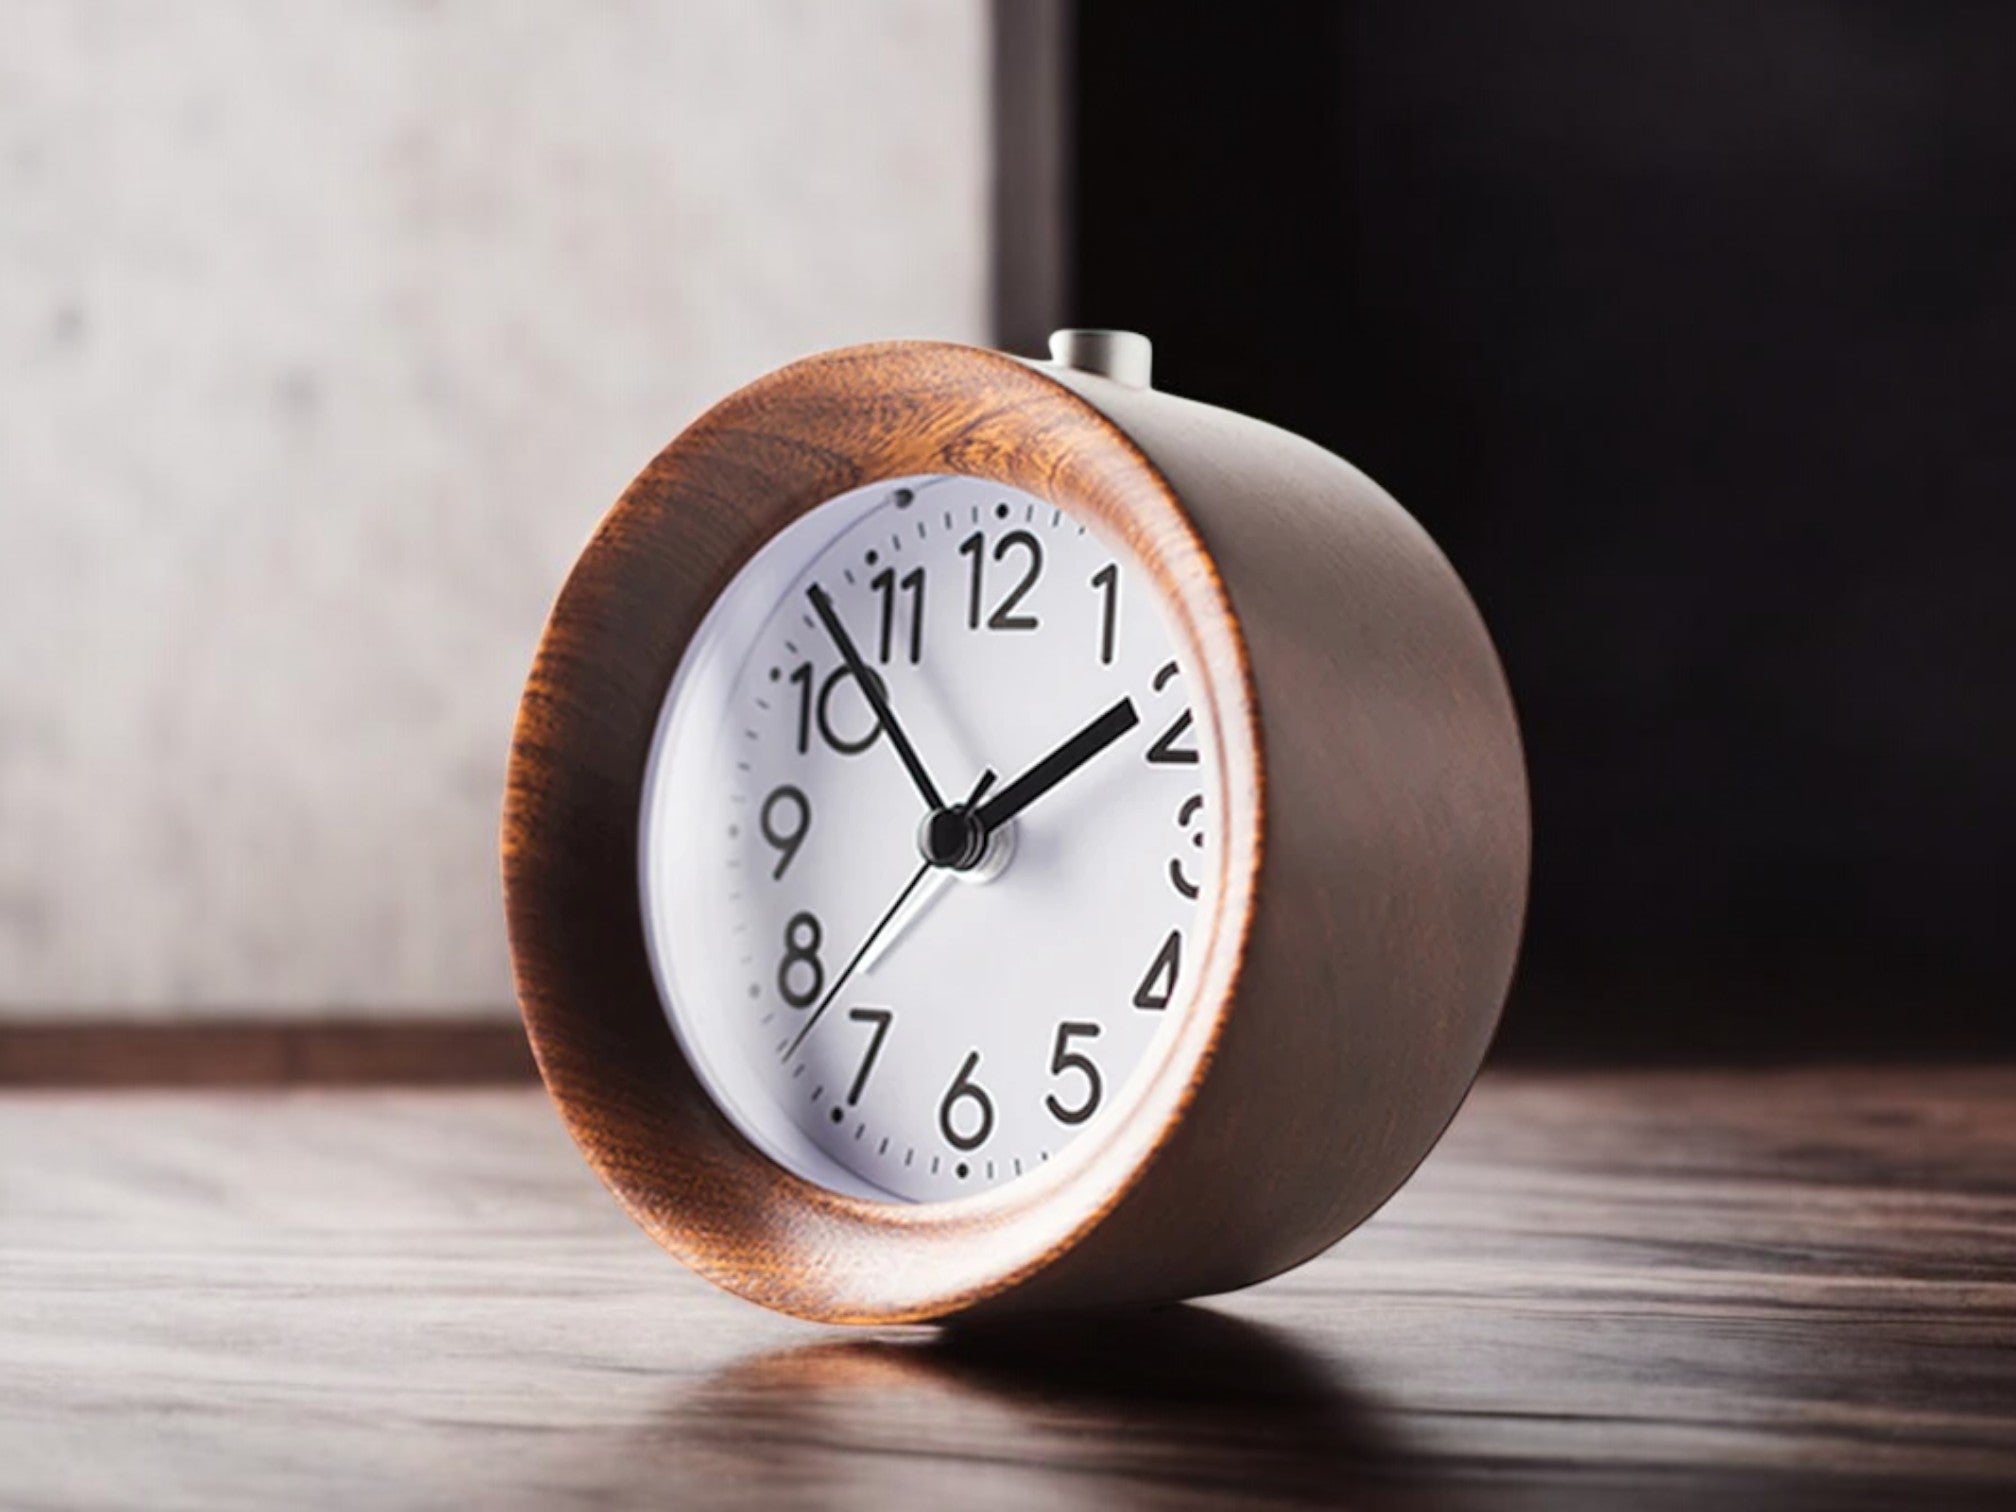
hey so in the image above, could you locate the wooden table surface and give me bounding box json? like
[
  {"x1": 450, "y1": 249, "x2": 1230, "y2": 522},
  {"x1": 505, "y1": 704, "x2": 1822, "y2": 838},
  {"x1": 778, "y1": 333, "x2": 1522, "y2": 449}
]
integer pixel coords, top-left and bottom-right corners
[{"x1": 3, "y1": 1065, "x2": 2011, "y2": 1511}]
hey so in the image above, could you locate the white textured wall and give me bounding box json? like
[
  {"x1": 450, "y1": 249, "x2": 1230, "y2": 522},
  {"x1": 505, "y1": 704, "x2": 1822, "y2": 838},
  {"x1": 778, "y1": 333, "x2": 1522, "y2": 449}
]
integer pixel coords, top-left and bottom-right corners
[{"x1": 0, "y1": 0, "x2": 989, "y2": 1016}]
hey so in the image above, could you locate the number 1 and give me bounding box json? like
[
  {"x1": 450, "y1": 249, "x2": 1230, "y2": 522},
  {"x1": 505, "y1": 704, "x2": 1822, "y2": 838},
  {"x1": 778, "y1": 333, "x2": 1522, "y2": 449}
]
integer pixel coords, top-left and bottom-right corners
[{"x1": 1091, "y1": 563, "x2": 1118, "y2": 665}]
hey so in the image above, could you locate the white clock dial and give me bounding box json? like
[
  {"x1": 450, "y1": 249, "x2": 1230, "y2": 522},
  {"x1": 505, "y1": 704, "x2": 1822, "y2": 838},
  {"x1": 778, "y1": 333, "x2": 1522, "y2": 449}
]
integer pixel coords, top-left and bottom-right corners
[{"x1": 640, "y1": 474, "x2": 1220, "y2": 1202}]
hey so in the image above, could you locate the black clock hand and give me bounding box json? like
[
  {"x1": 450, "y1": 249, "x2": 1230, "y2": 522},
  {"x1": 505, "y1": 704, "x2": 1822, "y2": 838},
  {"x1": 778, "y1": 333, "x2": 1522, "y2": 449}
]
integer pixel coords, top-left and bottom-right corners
[
  {"x1": 783, "y1": 769, "x2": 995, "y2": 1061},
  {"x1": 973, "y1": 697, "x2": 1139, "y2": 835},
  {"x1": 782, "y1": 862, "x2": 931, "y2": 1062},
  {"x1": 807, "y1": 582, "x2": 946, "y2": 814}
]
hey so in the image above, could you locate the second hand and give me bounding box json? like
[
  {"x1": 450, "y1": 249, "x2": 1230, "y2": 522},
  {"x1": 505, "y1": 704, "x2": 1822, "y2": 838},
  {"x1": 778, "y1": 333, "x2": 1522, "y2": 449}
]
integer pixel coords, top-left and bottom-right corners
[{"x1": 782, "y1": 769, "x2": 996, "y2": 1061}]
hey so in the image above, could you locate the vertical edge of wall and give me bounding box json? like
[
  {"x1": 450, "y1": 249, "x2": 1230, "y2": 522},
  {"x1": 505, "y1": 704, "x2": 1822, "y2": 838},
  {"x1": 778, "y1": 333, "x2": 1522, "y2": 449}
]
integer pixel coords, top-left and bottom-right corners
[{"x1": 990, "y1": 0, "x2": 1074, "y2": 356}]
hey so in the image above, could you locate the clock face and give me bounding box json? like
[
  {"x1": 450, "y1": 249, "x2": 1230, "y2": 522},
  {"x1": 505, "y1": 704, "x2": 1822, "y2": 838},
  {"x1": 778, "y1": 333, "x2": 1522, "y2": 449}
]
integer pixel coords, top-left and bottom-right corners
[{"x1": 640, "y1": 474, "x2": 1221, "y2": 1202}]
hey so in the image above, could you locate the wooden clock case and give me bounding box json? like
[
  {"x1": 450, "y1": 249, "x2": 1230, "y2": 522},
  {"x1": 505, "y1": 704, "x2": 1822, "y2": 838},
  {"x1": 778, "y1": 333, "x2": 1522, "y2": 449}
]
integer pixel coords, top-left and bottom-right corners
[{"x1": 503, "y1": 338, "x2": 1528, "y2": 1323}]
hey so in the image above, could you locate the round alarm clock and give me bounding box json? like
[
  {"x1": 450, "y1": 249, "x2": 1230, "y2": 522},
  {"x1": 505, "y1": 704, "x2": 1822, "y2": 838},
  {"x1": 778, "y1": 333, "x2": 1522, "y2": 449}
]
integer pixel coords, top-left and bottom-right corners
[{"x1": 504, "y1": 331, "x2": 1527, "y2": 1323}]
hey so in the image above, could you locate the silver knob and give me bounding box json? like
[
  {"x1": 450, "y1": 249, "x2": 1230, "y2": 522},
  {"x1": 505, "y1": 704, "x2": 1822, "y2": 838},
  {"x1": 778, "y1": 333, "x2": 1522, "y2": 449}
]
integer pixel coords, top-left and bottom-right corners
[{"x1": 1046, "y1": 329, "x2": 1153, "y2": 389}]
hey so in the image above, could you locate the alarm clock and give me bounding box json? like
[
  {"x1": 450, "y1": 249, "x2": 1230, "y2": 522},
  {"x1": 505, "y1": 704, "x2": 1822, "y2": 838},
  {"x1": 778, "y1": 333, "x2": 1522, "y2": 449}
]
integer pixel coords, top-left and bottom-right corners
[{"x1": 504, "y1": 331, "x2": 1528, "y2": 1323}]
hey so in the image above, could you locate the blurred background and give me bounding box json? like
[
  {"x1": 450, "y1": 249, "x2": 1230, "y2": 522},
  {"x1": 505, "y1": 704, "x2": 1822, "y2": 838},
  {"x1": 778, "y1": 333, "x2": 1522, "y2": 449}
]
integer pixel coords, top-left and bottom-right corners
[
  {"x1": 4, "y1": 1, "x2": 2011, "y2": 1065},
  {"x1": 0, "y1": 1, "x2": 987, "y2": 1032},
  {"x1": 1030, "y1": 4, "x2": 2016, "y2": 1060}
]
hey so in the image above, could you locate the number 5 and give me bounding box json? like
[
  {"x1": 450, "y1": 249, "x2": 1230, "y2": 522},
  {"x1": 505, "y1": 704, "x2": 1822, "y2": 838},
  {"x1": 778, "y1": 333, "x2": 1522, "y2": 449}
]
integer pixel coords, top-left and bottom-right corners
[{"x1": 1044, "y1": 1021, "x2": 1104, "y2": 1126}]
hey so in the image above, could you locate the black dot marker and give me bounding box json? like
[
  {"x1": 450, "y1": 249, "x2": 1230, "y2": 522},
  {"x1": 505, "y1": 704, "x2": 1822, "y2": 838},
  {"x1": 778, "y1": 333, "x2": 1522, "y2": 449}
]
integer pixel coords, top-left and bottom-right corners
[
  {"x1": 994, "y1": 502, "x2": 1010, "y2": 520},
  {"x1": 956, "y1": 1162, "x2": 970, "y2": 1179},
  {"x1": 830, "y1": 1107, "x2": 844, "y2": 1124}
]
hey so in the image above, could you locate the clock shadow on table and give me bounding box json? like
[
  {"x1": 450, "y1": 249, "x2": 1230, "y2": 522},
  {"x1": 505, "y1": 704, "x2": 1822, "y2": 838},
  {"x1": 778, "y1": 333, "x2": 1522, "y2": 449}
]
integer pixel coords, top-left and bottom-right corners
[{"x1": 603, "y1": 1306, "x2": 1483, "y2": 1511}]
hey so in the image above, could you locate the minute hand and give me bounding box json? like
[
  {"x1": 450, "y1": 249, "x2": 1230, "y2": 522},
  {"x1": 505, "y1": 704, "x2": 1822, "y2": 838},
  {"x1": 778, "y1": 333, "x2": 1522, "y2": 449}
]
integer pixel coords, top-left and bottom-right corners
[
  {"x1": 807, "y1": 582, "x2": 946, "y2": 813},
  {"x1": 974, "y1": 697, "x2": 1140, "y2": 833}
]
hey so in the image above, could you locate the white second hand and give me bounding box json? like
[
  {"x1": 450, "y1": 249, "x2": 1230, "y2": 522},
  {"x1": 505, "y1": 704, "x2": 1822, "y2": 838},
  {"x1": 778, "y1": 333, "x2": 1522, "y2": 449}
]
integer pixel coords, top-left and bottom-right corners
[{"x1": 856, "y1": 867, "x2": 958, "y2": 980}]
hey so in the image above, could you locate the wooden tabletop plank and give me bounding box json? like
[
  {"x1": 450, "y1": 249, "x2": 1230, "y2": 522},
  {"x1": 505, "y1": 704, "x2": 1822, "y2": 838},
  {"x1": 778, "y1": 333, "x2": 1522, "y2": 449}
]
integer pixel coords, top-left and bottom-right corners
[{"x1": 2, "y1": 1066, "x2": 2011, "y2": 1510}]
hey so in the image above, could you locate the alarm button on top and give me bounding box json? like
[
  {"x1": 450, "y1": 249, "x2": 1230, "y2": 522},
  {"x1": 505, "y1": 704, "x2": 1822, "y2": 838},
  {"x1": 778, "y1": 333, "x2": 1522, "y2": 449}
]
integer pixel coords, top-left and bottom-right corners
[{"x1": 1047, "y1": 329, "x2": 1153, "y2": 388}]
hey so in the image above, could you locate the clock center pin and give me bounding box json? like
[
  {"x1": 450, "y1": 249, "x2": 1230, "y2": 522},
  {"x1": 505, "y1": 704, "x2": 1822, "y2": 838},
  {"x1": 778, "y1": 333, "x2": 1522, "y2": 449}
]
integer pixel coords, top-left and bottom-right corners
[{"x1": 918, "y1": 802, "x2": 1015, "y2": 883}]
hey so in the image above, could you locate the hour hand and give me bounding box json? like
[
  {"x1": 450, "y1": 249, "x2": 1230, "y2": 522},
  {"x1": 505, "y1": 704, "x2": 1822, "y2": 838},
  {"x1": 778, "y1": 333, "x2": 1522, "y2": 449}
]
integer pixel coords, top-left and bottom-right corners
[{"x1": 974, "y1": 697, "x2": 1139, "y2": 834}]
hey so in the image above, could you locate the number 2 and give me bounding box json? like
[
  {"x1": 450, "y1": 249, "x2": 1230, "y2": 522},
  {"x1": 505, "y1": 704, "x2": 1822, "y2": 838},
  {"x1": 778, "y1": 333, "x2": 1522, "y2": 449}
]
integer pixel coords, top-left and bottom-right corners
[{"x1": 1145, "y1": 660, "x2": 1199, "y2": 765}]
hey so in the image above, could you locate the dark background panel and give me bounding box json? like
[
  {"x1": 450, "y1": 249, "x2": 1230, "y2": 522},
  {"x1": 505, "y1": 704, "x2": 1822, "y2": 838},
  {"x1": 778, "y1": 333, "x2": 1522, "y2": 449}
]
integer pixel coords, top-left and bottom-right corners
[{"x1": 1049, "y1": 2, "x2": 2016, "y2": 1058}]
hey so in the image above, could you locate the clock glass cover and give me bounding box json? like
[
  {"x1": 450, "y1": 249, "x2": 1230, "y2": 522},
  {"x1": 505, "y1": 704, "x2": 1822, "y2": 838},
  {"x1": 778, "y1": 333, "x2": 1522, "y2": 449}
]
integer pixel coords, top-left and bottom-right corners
[{"x1": 639, "y1": 474, "x2": 1221, "y2": 1201}]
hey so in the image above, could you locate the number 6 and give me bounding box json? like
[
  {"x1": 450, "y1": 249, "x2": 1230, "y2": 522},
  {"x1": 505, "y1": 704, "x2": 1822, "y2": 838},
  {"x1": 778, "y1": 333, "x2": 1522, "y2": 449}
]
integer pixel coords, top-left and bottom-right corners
[{"x1": 938, "y1": 1051, "x2": 995, "y2": 1151}]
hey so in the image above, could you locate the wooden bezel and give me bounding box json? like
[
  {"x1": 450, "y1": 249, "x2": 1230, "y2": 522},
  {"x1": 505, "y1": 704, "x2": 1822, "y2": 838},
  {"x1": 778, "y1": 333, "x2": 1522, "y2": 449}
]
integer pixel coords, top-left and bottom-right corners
[{"x1": 503, "y1": 341, "x2": 1263, "y2": 1322}]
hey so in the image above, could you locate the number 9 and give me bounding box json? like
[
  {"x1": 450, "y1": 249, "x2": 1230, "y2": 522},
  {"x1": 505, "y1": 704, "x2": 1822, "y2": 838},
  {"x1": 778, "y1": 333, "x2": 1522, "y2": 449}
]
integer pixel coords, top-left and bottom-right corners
[{"x1": 760, "y1": 785, "x2": 811, "y2": 879}]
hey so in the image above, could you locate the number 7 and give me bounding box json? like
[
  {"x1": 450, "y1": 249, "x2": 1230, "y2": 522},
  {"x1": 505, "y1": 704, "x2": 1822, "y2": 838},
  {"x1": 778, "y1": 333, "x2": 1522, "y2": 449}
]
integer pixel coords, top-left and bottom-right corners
[{"x1": 845, "y1": 1007, "x2": 894, "y2": 1106}]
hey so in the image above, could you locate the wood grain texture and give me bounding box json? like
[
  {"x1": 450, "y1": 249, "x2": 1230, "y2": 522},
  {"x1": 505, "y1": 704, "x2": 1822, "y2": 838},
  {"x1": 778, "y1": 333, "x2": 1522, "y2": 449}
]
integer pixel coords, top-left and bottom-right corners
[
  {"x1": 1, "y1": 1066, "x2": 2010, "y2": 1510},
  {"x1": 506, "y1": 340, "x2": 1261, "y2": 1322},
  {"x1": 0, "y1": 1019, "x2": 534, "y2": 1085},
  {"x1": 503, "y1": 339, "x2": 1525, "y2": 1321}
]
